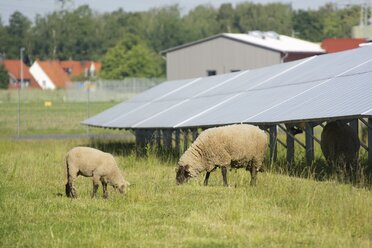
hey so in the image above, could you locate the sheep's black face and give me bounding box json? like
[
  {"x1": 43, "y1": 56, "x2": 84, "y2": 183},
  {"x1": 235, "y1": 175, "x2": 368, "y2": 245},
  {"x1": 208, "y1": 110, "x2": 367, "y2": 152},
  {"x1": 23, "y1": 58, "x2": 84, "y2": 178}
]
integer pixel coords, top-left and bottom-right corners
[{"x1": 176, "y1": 165, "x2": 191, "y2": 185}]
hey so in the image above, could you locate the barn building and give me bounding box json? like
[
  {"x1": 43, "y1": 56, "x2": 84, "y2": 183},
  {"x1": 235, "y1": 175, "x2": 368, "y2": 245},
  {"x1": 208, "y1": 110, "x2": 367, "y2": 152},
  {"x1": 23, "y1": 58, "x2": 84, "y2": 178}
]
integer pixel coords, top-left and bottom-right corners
[{"x1": 161, "y1": 31, "x2": 324, "y2": 80}]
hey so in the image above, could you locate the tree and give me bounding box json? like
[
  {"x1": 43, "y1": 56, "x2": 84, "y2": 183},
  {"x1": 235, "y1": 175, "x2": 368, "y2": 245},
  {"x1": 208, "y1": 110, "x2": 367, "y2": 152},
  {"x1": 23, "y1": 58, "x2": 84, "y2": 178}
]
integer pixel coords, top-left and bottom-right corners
[
  {"x1": 142, "y1": 5, "x2": 187, "y2": 52},
  {"x1": 235, "y1": 2, "x2": 292, "y2": 35},
  {"x1": 217, "y1": 3, "x2": 237, "y2": 32},
  {"x1": 0, "y1": 19, "x2": 8, "y2": 55},
  {"x1": 321, "y1": 4, "x2": 359, "y2": 38},
  {"x1": 0, "y1": 64, "x2": 9, "y2": 89},
  {"x1": 31, "y1": 5, "x2": 104, "y2": 60},
  {"x1": 5, "y1": 11, "x2": 32, "y2": 58},
  {"x1": 100, "y1": 33, "x2": 164, "y2": 79},
  {"x1": 292, "y1": 9, "x2": 324, "y2": 41},
  {"x1": 292, "y1": 4, "x2": 359, "y2": 42},
  {"x1": 183, "y1": 5, "x2": 220, "y2": 42},
  {"x1": 99, "y1": 9, "x2": 145, "y2": 51}
]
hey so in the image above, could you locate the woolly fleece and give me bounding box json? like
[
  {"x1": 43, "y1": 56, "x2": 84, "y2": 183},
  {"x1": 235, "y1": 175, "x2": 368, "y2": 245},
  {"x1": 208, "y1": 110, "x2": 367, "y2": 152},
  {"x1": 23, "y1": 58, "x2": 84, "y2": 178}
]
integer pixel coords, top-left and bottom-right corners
[
  {"x1": 178, "y1": 124, "x2": 267, "y2": 179},
  {"x1": 65, "y1": 146, "x2": 129, "y2": 198},
  {"x1": 321, "y1": 121, "x2": 360, "y2": 166}
]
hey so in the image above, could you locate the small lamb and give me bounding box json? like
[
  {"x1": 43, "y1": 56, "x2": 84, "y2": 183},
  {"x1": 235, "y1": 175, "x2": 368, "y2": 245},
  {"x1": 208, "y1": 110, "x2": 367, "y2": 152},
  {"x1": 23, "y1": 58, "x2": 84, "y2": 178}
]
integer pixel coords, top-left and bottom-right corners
[{"x1": 65, "y1": 146, "x2": 130, "y2": 198}]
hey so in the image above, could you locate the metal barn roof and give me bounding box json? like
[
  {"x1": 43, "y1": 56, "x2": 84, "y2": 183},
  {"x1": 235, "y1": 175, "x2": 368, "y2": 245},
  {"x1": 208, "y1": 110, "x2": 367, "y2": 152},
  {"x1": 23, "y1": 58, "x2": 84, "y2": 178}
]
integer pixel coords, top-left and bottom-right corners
[
  {"x1": 83, "y1": 46, "x2": 372, "y2": 129},
  {"x1": 161, "y1": 32, "x2": 325, "y2": 54}
]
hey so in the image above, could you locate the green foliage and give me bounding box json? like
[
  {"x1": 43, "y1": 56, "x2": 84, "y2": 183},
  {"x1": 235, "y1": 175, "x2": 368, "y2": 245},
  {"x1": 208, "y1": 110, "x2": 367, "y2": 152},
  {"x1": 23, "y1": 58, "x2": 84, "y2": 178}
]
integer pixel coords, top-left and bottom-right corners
[
  {"x1": 0, "y1": 139, "x2": 372, "y2": 247},
  {"x1": 293, "y1": 3, "x2": 359, "y2": 41},
  {"x1": 0, "y1": 64, "x2": 9, "y2": 89},
  {"x1": 217, "y1": 3, "x2": 238, "y2": 33},
  {"x1": 0, "y1": 21, "x2": 7, "y2": 52},
  {"x1": 236, "y1": 2, "x2": 293, "y2": 35},
  {"x1": 98, "y1": 10, "x2": 145, "y2": 53},
  {"x1": 4, "y1": 11, "x2": 32, "y2": 59},
  {"x1": 30, "y1": 5, "x2": 103, "y2": 60},
  {"x1": 182, "y1": 5, "x2": 220, "y2": 42},
  {"x1": 293, "y1": 10, "x2": 324, "y2": 41},
  {"x1": 142, "y1": 5, "x2": 187, "y2": 52},
  {"x1": 100, "y1": 34, "x2": 164, "y2": 79},
  {"x1": 321, "y1": 4, "x2": 360, "y2": 38}
]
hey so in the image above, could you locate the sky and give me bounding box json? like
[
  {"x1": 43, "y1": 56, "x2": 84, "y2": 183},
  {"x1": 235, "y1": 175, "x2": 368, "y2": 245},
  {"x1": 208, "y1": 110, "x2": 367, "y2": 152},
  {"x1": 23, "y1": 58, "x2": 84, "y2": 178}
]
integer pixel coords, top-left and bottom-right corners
[{"x1": 0, "y1": 0, "x2": 365, "y2": 24}]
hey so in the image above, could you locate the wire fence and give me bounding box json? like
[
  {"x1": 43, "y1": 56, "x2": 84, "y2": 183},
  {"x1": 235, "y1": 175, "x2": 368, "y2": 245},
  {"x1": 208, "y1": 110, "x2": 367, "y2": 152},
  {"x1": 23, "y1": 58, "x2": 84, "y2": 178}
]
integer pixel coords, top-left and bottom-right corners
[
  {"x1": 0, "y1": 78, "x2": 164, "y2": 103},
  {"x1": 65, "y1": 78, "x2": 164, "y2": 102},
  {"x1": 0, "y1": 78, "x2": 164, "y2": 139}
]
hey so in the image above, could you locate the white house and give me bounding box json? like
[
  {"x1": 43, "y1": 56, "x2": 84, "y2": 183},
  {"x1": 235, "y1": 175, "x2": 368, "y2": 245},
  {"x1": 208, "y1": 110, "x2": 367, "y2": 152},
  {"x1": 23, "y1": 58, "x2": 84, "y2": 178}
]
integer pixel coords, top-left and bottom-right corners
[{"x1": 30, "y1": 60, "x2": 71, "y2": 90}]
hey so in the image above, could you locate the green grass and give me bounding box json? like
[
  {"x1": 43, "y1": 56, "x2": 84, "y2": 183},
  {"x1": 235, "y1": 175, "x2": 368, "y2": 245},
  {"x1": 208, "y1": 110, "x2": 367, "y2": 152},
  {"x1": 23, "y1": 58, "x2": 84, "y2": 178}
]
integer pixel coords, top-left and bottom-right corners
[
  {"x1": 0, "y1": 139, "x2": 371, "y2": 247},
  {"x1": 0, "y1": 101, "x2": 119, "y2": 137}
]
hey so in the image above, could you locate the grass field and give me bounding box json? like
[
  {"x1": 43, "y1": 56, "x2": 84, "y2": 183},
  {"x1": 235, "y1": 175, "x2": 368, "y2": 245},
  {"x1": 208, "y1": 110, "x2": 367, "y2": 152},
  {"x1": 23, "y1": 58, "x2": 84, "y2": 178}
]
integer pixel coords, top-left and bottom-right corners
[
  {"x1": 0, "y1": 97, "x2": 372, "y2": 247},
  {"x1": 0, "y1": 99, "x2": 118, "y2": 138},
  {"x1": 1, "y1": 139, "x2": 372, "y2": 247}
]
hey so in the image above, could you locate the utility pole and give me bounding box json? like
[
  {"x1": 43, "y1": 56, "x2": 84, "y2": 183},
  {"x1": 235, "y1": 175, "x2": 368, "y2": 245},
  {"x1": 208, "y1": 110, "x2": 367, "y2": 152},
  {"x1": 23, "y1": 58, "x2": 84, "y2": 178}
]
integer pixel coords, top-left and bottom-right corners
[{"x1": 17, "y1": 48, "x2": 25, "y2": 138}]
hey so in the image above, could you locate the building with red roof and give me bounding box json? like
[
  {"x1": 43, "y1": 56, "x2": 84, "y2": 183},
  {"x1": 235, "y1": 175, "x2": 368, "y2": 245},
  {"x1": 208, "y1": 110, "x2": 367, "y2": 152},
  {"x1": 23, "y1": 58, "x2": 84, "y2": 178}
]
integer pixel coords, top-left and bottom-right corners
[
  {"x1": 29, "y1": 60, "x2": 102, "y2": 90},
  {"x1": 59, "y1": 60, "x2": 101, "y2": 78},
  {"x1": 321, "y1": 38, "x2": 367, "y2": 53},
  {"x1": 1, "y1": 59, "x2": 40, "y2": 89},
  {"x1": 30, "y1": 60, "x2": 72, "y2": 90}
]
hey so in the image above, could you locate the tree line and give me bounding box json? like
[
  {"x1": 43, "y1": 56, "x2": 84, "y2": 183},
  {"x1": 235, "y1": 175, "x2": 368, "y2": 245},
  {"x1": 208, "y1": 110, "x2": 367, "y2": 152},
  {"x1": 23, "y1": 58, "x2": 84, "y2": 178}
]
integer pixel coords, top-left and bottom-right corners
[{"x1": 0, "y1": 2, "x2": 361, "y2": 79}]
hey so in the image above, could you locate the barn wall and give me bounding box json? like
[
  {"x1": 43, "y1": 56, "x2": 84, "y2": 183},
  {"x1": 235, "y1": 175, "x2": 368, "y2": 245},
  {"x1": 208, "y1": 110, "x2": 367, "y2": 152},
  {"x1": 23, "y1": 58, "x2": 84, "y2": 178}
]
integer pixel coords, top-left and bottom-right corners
[{"x1": 166, "y1": 37, "x2": 281, "y2": 80}]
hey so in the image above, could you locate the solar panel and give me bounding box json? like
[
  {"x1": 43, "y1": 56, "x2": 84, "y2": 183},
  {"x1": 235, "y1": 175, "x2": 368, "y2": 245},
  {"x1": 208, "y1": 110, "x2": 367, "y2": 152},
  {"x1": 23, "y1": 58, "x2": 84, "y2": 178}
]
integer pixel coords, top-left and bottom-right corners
[{"x1": 83, "y1": 46, "x2": 372, "y2": 129}]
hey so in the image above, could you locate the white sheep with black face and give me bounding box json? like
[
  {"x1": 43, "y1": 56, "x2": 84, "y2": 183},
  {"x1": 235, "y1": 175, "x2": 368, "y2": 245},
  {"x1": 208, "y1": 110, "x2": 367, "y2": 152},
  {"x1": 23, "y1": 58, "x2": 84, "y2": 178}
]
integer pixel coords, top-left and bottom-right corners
[
  {"x1": 65, "y1": 147, "x2": 130, "y2": 198},
  {"x1": 176, "y1": 124, "x2": 268, "y2": 186}
]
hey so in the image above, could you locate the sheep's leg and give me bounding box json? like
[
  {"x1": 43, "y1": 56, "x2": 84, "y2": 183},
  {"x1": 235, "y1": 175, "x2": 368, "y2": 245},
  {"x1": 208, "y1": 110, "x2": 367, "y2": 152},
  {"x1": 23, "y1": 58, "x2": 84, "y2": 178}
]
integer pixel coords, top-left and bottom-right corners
[
  {"x1": 204, "y1": 167, "x2": 217, "y2": 186},
  {"x1": 66, "y1": 175, "x2": 77, "y2": 198},
  {"x1": 102, "y1": 181, "x2": 108, "y2": 199},
  {"x1": 92, "y1": 176, "x2": 100, "y2": 198},
  {"x1": 221, "y1": 167, "x2": 228, "y2": 187},
  {"x1": 249, "y1": 166, "x2": 257, "y2": 186},
  {"x1": 204, "y1": 172, "x2": 211, "y2": 186}
]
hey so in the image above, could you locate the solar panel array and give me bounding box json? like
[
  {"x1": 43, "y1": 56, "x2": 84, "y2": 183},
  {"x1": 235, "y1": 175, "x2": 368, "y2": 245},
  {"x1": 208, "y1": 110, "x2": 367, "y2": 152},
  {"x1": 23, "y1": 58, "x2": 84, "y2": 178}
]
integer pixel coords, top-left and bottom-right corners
[{"x1": 83, "y1": 46, "x2": 372, "y2": 129}]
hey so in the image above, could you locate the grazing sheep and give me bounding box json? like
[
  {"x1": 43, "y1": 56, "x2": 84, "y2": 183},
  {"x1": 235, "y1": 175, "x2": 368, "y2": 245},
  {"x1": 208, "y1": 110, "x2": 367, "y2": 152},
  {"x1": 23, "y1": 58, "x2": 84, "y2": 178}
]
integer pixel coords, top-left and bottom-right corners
[
  {"x1": 285, "y1": 122, "x2": 305, "y2": 135},
  {"x1": 176, "y1": 124, "x2": 268, "y2": 186},
  {"x1": 65, "y1": 147, "x2": 130, "y2": 198},
  {"x1": 321, "y1": 121, "x2": 360, "y2": 173}
]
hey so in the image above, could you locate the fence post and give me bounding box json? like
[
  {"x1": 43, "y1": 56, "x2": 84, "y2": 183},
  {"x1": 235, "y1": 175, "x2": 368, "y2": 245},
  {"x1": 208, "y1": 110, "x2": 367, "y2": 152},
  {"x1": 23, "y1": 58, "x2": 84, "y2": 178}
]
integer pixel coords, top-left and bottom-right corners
[{"x1": 86, "y1": 81, "x2": 90, "y2": 136}]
